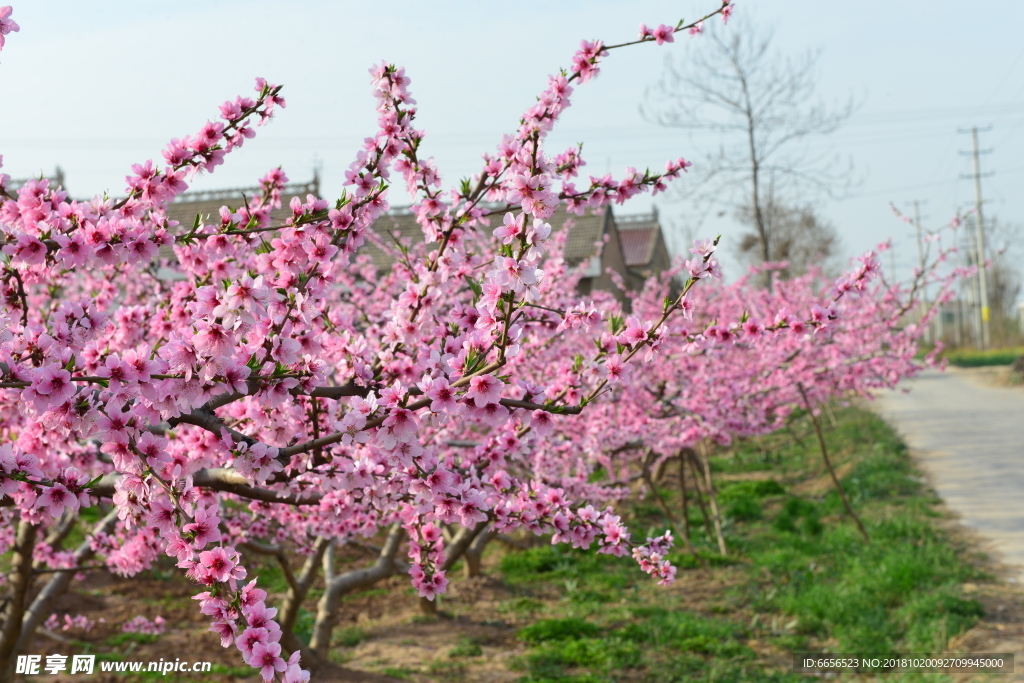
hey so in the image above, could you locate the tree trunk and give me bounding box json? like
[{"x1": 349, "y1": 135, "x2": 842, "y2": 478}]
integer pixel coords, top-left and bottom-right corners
[
  {"x1": 268, "y1": 536, "x2": 331, "y2": 665},
  {"x1": 0, "y1": 521, "x2": 37, "y2": 683},
  {"x1": 798, "y1": 384, "x2": 870, "y2": 544},
  {"x1": 14, "y1": 510, "x2": 119, "y2": 659},
  {"x1": 677, "y1": 452, "x2": 691, "y2": 543},
  {"x1": 309, "y1": 525, "x2": 404, "y2": 661},
  {"x1": 686, "y1": 453, "x2": 714, "y2": 543},
  {"x1": 463, "y1": 525, "x2": 495, "y2": 578},
  {"x1": 692, "y1": 447, "x2": 727, "y2": 555}
]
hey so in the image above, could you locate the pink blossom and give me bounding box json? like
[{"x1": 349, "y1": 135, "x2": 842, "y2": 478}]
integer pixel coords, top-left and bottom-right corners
[
  {"x1": 619, "y1": 317, "x2": 652, "y2": 347},
  {"x1": 29, "y1": 365, "x2": 76, "y2": 406},
  {"x1": 465, "y1": 374, "x2": 503, "y2": 407},
  {"x1": 183, "y1": 504, "x2": 221, "y2": 549},
  {"x1": 652, "y1": 24, "x2": 675, "y2": 45},
  {"x1": 199, "y1": 547, "x2": 236, "y2": 583},
  {"x1": 0, "y1": 6, "x2": 19, "y2": 51},
  {"x1": 37, "y1": 483, "x2": 77, "y2": 518},
  {"x1": 421, "y1": 376, "x2": 458, "y2": 414},
  {"x1": 721, "y1": 1, "x2": 735, "y2": 24},
  {"x1": 493, "y1": 212, "x2": 525, "y2": 244}
]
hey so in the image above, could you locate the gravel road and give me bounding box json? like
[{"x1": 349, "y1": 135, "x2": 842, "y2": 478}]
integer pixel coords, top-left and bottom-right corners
[{"x1": 874, "y1": 367, "x2": 1024, "y2": 579}]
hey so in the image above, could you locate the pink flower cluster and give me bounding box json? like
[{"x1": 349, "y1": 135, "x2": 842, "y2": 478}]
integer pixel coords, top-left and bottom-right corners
[
  {"x1": 121, "y1": 615, "x2": 166, "y2": 635},
  {"x1": 44, "y1": 613, "x2": 95, "y2": 633},
  {"x1": 196, "y1": 580, "x2": 306, "y2": 682},
  {"x1": 0, "y1": 2, "x2": 961, "y2": 680},
  {"x1": 0, "y1": 6, "x2": 18, "y2": 51}
]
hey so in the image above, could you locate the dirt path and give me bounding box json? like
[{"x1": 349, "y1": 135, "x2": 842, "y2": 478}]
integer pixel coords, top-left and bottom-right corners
[
  {"x1": 874, "y1": 368, "x2": 1024, "y2": 680},
  {"x1": 875, "y1": 367, "x2": 1024, "y2": 580}
]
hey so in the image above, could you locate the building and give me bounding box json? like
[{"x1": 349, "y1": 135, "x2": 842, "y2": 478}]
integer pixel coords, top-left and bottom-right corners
[
  {"x1": 366, "y1": 204, "x2": 632, "y2": 304},
  {"x1": 617, "y1": 207, "x2": 673, "y2": 292},
  {"x1": 366, "y1": 204, "x2": 673, "y2": 306},
  {"x1": 38, "y1": 168, "x2": 674, "y2": 300},
  {"x1": 162, "y1": 173, "x2": 320, "y2": 232},
  {"x1": 5, "y1": 167, "x2": 66, "y2": 196}
]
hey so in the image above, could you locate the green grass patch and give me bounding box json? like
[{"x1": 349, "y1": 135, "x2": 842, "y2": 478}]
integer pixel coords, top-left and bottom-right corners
[
  {"x1": 293, "y1": 607, "x2": 315, "y2": 645},
  {"x1": 942, "y1": 346, "x2": 1024, "y2": 367},
  {"x1": 103, "y1": 632, "x2": 160, "y2": 647},
  {"x1": 334, "y1": 625, "x2": 365, "y2": 647},
  {"x1": 448, "y1": 635, "x2": 483, "y2": 657},
  {"x1": 519, "y1": 618, "x2": 601, "y2": 644},
  {"x1": 497, "y1": 406, "x2": 986, "y2": 682}
]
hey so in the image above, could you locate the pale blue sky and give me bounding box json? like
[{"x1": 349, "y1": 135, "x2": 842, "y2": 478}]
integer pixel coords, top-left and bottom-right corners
[{"x1": 2, "y1": 1, "x2": 1022, "y2": 280}]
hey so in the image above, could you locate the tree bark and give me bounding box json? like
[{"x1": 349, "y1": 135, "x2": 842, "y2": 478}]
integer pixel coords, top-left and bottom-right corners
[
  {"x1": 239, "y1": 536, "x2": 331, "y2": 664},
  {"x1": 14, "y1": 510, "x2": 119, "y2": 658},
  {"x1": 463, "y1": 524, "x2": 496, "y2": 578},
  {"x1": 685, "y1": 452, "x2": 714, "y2": 544},
  {"x1": 694, "y1": 446, "x2": 728, "y2": 555},
  {"x1": 309, "y1": 525, "x2": 404, "y2": 661},
  {"x1": 641, "y1": 450, "x2": 706, "y2": 568},
  {"x1": 798, "y1": 384, "x2": 870, "y2": 544},
  {"x1": 677, "y1": 452, "x2": 691, "y2": 543},
  {"x1": 0, "y1": 521, "x2": 37, "y2": 682}
]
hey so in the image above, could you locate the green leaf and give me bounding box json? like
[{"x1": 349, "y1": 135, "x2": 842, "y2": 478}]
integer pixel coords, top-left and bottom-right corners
[{"x1": 465, "y1": 276, "x2": 483, "y2": 300}]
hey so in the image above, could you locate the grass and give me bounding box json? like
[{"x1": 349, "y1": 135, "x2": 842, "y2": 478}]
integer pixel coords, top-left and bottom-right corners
[
  {"x1": 380, "y1": 666, "x2": 417, "y2": 679},
  {"x1": 448, "y1": 635, "x2": 484, "y2": 657},
  {"x1": 103, "y1": 633, "x2": 161, "y2": 647},
  {"x1": 496, "y1": 406, "x2": 986, "y2": 682},
  {"x1": 335, "y1": 625, "x2": 365, "y2": 647},
  {"x1": 942, "y1": 346, "x2": 1024, "y2": 367}
]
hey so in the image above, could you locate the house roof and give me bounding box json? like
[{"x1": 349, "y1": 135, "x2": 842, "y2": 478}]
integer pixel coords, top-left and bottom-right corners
[
  {"x1": 616, "y1": 210, "x2": 661, "y2": 268},
  {"x1": 162, "y1": 178, "x2": 320, "y2": 231},
  {"x1": 153, "y1": 178, "x2": 646, "y2": 280},
  {"x1": 619, "y1": 226, "x2": 659, "y2": 267},
  {"x1": 364, "y1": 204, "x2": 610, "y2": 272},
  {"x1": 6, "y1": 168, "x2": 66, "y2": 197}
]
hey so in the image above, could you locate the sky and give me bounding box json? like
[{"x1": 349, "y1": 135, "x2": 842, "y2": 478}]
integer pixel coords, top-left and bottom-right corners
[{"x1": 2, "y1": 0, "x2": 1023, "y2": 282}]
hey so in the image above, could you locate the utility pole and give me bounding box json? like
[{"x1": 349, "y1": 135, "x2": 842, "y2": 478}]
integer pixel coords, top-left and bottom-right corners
[{"x1": 959, "y1": 126, "x2": 993, "y2": 349}]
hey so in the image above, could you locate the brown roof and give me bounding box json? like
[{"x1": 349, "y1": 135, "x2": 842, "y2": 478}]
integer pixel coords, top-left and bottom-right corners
[
  {"x1": 616, "y1": 210, "x2": 661, "y2": 268},
  {"x1": 619, "y1": 226, "x2": 659, "y2": 267},
  {"x1": 162, "y1": 177, "x2": 320, "y2": 230},
  {"x1": 6, "y1": 168, "x2": 66, "y2": 196},
  {"x1": 364, "y1": 204, "x2": 610, "y2": 272}
]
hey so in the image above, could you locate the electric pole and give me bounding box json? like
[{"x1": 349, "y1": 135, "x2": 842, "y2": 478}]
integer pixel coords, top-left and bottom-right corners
[{"x1": 959, "y1": 126, "x2": 993, "y2": 349}]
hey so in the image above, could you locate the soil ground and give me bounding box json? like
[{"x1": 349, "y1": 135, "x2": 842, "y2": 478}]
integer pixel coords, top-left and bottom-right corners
[{"x1": 16, "y1": 402, "x2": 1024, "y2": 682}]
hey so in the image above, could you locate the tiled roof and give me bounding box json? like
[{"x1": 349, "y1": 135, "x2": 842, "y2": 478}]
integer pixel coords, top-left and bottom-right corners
[
  {"x1": 163, "y1": 179, "x2": 320, "y2": 231},
  {"x1": 157, "y1": 179, "x2": 319, "y2": 264},
  {"x1": 364, "y1": 205, "x2": 610, "y2": 272},
  {"x1": 154, "y1": 181, "x2": 618, "y2": 280},
  {"x1": 556, "y1": 206, "x2": 607, "y2": 264},
  {"x1": 619, "y1": 226, "x2": 659, "y2": 267},
  {"x1": 616, "y1": 211, "x2": 661, "y2": 267},
  {"x1": 6, "y1": 168, "x2": 66, "y2": 196}
]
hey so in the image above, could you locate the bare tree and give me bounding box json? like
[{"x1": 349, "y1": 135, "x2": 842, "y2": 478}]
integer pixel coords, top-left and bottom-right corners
[
  {"x1": 735, "y1": 199, "x2": 840, "y2": 279},
  {"x1": 985, "y1": 219, "x2": 1023, "y2": 344},
  {"x1": 643, "y1": 18, "x2": 855, "y2": 277}
]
